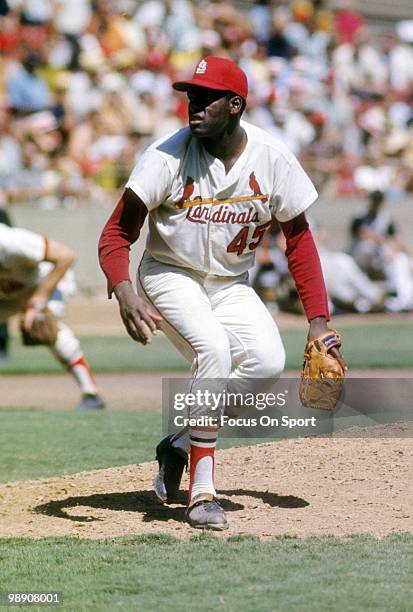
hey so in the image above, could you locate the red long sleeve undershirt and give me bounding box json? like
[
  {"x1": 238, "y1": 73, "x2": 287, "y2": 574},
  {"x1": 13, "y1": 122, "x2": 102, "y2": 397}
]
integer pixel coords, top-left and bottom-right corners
[
  {"x1": 98, "y1": 189, "x2": 148, "y2": 297},
  {"x1": 279, "y1": 213, "x2": 330, "y2": 321},
  {"x1": 99, "y1": 191, "x2": 329, "y2": 319}
]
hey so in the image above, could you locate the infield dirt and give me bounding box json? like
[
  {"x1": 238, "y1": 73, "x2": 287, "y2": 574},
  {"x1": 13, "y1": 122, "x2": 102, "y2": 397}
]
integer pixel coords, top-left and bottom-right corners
[
  {"x1": 0, "y1": 422, "x2": 411, "y2": 540},
  {"x1": 2, "y1": 300, "x2": 412, "y2": 540}
]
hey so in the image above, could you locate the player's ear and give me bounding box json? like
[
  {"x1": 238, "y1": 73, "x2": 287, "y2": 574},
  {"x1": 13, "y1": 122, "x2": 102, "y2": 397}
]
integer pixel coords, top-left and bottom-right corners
[{"x1": 228, "y1": 95, "x2": 244, "y2": 116}]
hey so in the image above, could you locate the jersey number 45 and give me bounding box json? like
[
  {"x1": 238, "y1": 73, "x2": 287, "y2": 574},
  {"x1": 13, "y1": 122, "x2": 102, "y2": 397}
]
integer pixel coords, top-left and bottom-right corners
[{"x1": 226, "y1": 221, "x2": 271, "y2": 256}]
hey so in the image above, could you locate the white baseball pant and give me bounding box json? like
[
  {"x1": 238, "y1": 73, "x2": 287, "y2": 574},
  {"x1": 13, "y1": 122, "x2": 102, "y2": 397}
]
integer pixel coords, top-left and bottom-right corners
[{"x1": 137, "y1": 252, "x2": 285, "y2": 416}]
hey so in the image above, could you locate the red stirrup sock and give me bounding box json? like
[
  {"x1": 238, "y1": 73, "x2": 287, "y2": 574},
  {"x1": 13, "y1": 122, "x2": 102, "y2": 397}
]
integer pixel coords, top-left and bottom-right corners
[
  {"x1": 68, "y1": 355, "x2": 97, "y2": 395},
  {"x1": 188, "y1": 427, "x2": 218, "y2": 503}
]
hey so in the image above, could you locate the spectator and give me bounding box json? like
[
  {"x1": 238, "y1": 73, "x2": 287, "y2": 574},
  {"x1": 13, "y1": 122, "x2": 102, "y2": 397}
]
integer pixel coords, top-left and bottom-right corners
[
  {"x1": 333, "y1": 0, "x2": 365, "y2": 45},
  {"x1": 315, "y1": 224, "x2": 385, "y2": 313},
  {"x1": 0, "y1": 104, "x2": 23, "y2": 192},
  {"x1": 267, "y1": 8, "x2": 293, "y2": 59},
  {"x1": 390, "y1": 21, "x2": 413, "y2": 93},
  {"x1": 6, "y1": 52, "x2": 53, "y2": 113},
  {"x1": 350, "y1": 190, "x2": 413, "y2": 311},
  {"x1": 53, "y1": 0, "x2": 91, "y2": 37}
]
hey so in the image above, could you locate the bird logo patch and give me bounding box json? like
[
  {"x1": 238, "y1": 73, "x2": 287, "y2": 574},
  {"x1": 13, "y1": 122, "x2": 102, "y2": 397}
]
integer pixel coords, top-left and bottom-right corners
[
  {"x1": 195, "y1": 59, "x2": 208, "y2": 74},
  {"x1": 249, "y1": 172, "x2": 268, "y2": 202},
  {"x1": 176, "y1": 173, "x2": 268, "y2": 209}
]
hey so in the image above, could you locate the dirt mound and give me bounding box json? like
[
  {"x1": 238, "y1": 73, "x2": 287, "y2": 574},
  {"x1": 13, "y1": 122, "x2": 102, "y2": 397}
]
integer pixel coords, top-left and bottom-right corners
[{"x1": 1, "y1": 423, "x2": 411, "y2": 540}]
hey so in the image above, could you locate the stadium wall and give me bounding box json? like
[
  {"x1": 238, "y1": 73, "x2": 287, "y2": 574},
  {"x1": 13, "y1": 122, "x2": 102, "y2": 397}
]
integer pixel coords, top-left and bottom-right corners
[{"x1": 11, "y1": 196, "x2": 413, "y2": 296}]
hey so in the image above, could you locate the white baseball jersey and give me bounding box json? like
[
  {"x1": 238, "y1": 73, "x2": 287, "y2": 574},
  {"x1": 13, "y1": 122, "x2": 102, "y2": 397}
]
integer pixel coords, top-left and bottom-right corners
[
  {"x1": 126, "y1": 119, "x2": 317, "y2": 276},
  {"x1": 0, "y1": 224, "x2": 47, "y2": 321}
]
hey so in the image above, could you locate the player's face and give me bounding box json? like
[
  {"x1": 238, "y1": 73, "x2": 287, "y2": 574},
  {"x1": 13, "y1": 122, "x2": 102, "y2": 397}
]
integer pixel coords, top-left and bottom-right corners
[{"x1": 187, "y1": 88, "x2": 232, "y2": 138}]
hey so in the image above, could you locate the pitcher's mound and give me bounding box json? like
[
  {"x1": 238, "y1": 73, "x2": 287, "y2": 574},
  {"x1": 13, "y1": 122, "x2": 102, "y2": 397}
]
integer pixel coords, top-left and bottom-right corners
[{"x1": 1, "y1": 423, "x2": 411, "y2": 540}]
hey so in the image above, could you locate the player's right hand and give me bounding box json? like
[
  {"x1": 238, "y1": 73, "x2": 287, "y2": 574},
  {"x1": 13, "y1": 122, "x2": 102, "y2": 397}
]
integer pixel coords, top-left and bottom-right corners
[{"x1": 114, "y1": 281, "x2": 162, "y2": 345}]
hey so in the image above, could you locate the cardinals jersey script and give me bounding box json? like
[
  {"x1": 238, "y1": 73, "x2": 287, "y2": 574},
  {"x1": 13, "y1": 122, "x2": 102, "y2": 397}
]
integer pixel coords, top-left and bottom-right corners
[{"x1": 126, "y1": 120, "x2": 317, "y2": 277}]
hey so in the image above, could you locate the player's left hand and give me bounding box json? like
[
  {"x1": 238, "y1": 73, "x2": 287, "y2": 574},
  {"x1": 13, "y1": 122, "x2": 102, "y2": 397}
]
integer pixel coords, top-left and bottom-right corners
[{"x1": 308, "y1": 317, "x2": 347, "y2": 371}]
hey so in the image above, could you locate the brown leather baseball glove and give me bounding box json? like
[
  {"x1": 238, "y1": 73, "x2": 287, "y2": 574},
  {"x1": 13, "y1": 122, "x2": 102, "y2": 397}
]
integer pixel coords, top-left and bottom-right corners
[
  {"x1": 21, "y1": 308, "x2": 58, "y2": 346},
  {"x1": 299, "y1": 330, "x2": 345, "y2": 410}
]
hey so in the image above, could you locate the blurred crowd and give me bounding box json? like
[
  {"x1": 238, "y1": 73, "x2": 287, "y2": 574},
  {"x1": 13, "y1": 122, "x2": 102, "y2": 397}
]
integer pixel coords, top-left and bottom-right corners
[
  {"x1": 0, "y1": 0, "x2": 413, "y2": 209},
  {"x1": 1, "y1": 0, "x2": 412, "y2": 320},
  {"x1": 252, "y1": 190, "x2": 413, "y2": 315}
]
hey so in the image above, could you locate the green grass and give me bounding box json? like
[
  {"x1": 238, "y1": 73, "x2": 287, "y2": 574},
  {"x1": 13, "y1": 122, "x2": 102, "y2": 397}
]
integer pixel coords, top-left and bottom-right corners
[
  {"x1": 0, "y1": 409, "x2": 264, "y2": 484},
  {"x1": 0, "y1": 411, "x2": 161, "y2": 484},
  {"x1": 0, "y1": 534, "x2": 411, "y2": 611},
  {"x1": 1, "y1": 320, "x2": 413, "y2": 374},
  {"x1": 0, "y1": 406, "x2": 349, "y2": 485},
  {"x1": 0, "y1": 334, "x2": 187, "y2": 373}
]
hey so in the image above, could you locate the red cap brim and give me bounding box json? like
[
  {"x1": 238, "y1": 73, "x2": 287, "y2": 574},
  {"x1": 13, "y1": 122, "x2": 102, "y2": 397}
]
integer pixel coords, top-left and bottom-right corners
[{"x1": 173, "y1": 79, "x2": 230, "y2": 93}]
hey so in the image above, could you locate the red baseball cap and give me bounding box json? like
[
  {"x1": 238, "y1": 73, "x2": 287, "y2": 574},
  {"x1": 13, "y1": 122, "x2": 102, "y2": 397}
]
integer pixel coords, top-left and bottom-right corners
[{"x1": 173, "y1": 56, "x2": 248, "y2": 99}]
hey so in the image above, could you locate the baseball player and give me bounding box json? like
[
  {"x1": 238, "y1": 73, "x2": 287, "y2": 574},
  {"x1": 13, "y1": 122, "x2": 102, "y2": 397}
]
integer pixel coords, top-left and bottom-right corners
[
  {"x1": 99, "y1": 56, "x2": 345, "y2": 529},
  {"x1": 0, "y1": 207, "x2": 13, "y2": 360},
  {"x1": 350, "y1": 190, "x2": 413, "y2": 312},
  {"x1": 0, "y1": 222, "x2": 105, "y2": 410}
]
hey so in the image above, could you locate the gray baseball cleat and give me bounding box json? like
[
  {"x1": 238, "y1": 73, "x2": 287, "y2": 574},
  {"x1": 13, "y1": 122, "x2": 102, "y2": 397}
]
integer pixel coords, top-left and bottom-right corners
[
  {"x1": 77, "y1": 393, "x2": 105, "y2": 410},
  {"x1": 153, "y1": 435, "x2": 188, "y2": 503},
  {"x1": 186, "y1": 494, "x2": 229, "y2": 530}
]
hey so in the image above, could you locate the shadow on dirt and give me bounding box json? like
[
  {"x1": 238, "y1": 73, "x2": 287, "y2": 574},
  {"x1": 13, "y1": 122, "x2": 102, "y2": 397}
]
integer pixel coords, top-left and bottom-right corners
[
  {"x1": 34, "y1": 489, "x2": 308, "y2": 524},
  {"x1": 221, "y1": 490, "x2": 309, "y2": 509},
  {"x1": 34, "y1": 490, "x2": 241, "y2": 523}
]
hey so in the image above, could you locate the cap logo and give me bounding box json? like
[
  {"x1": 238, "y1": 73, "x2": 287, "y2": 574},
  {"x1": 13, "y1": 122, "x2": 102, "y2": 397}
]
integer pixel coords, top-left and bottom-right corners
[{"x1": 195, "y1": 59, "x2": 207, "y2": 74}]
